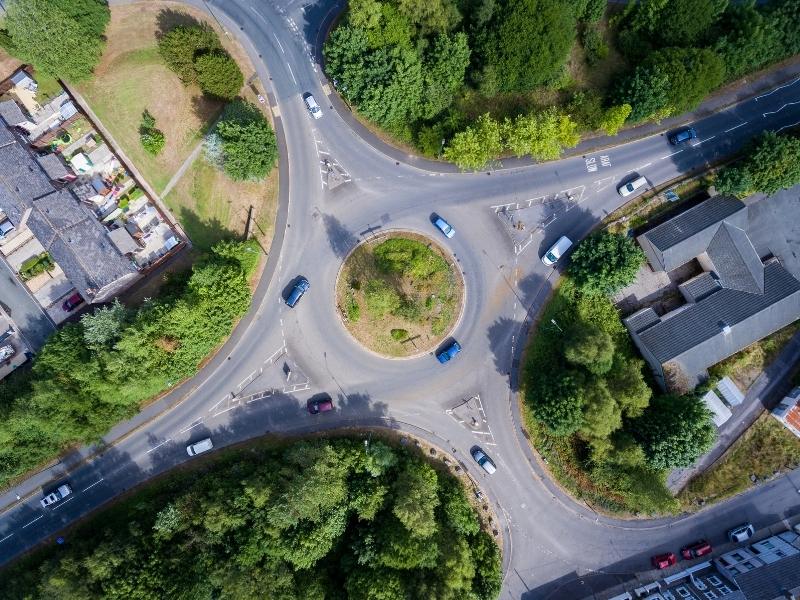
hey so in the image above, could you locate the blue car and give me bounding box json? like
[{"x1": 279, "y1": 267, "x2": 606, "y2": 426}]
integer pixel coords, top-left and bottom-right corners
[
  {"x1": 668, "y1": 127, "x2": 697, "y2": 145},
  {"x1": 436, "y1": 341, "x2": 462, "y2": 364},
  {"x1": 285, "y1": 277, "x2": 310, "y2": 307},
  {"x1": 434, "y1": 216, "x2": 455, "y2": 239}
]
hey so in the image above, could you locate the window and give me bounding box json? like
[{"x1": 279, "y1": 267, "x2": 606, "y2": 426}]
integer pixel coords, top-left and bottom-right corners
[
  {"x1": 708, "y1": 576, "x2": 722, "y2": 586},
  {"x1": 718, "y1": 586, "x2": 733, "y2": 594},
  {"x1": 677, "y1": 587, "x2": 693, "y2": 598},
  {"x1": 703, "y1": 591, "x2": 718, "y2": 599}
]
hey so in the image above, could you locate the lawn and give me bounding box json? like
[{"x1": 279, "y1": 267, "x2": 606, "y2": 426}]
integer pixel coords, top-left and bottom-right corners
[
  {"x1": 679, "y1": 413, "x2": 800, "y2": 509},
  {"x1": 76, "y1": 3, "x2": 278, "y2": 251}
]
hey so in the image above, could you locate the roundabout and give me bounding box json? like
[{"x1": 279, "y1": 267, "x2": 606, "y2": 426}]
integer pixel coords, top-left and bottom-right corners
[{"x1": 334, "y1": 230, "x2": 465, "y2": 358}]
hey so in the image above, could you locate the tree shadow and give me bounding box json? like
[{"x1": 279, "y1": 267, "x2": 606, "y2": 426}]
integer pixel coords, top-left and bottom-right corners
[
  {"x1": 176, "y1": 206, "x2": 241, "y2": 251},
  {"x1": 190, "y1": 94, "x2": 225, "y2": 129},
  {"x1": 322, "y1": 213, "x2": 359, "y2": 259},
  {"x1": 300, "y1": 0, "x2": 347, "y2": 64},
  {"x1": 155, "y1": 8, "x2": 206, "y2": 40}
]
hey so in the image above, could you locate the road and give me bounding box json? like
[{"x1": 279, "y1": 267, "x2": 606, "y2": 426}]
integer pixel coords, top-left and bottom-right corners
[{"x1": 2, "y1": 0, "x2": 800, "y2": 597}]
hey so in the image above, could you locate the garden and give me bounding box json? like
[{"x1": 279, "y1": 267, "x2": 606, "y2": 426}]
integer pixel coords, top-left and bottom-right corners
[{"x1": 336, "y1": 233, "x2": 464, "y2": 357}]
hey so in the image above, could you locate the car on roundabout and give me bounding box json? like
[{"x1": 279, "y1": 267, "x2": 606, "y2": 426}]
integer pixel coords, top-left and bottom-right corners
[
  {"x1": 433, "y1": 216, "x2": 455, "y2": 239},
  {"x1": 285, "y1": 277, "x2": 310, "y2": 308},
  {"x1": 471, "y1": 448, "x2": 496, "y2": 474},
  {"x1": 436, "y1": 340, "x2": 462, "y2": 364}
]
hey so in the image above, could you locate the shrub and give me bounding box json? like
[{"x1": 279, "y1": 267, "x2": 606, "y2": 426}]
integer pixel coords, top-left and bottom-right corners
[
  {"x1": 715, "y1": 131, "x2": 800, "y2": 197},
  {"x1": 194, "y1": 51, "x2": 244, "y2": 100},
  {"x1": 568, "y1": 231, "x2": 645, "y2": 295},
  {"x1": 390, "y1": 328, "x2": 408, "y2": 341},
  {"x1": 364, "y1": 280, "x2": 402, "y2": 317},
  {"x1": 212, "y1": 100, "x2": 278, "y2": 181},
  {"x1": 373, "y1": 238, "x2": 447, "y2": 280},
  {"x1": 139, "y1": 110, "x2": 165, "y2": 156},
  {"x1": 158, "y1": 24, "x2": 221, "y2": 83},
  {"x1": 581, "y1": 25, "x2": 608, "y2": 66},
  {"x1": 345, "y1": 293, "x2": 361, "y2": 322}
]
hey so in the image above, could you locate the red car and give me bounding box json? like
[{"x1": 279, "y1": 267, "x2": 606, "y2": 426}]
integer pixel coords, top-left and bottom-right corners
[
  {"x1": 651, "y1": 552, "x2": 678, "y2": 570},
  {"x1": 681, "y1": 540, "x2": 712, "y2": 560},
  {"x1": 62, "y1": 292, "x2": 84, "y2": 312},
  {"x1": 307, "y1": 395, "x2": 334, "y2": 415}
]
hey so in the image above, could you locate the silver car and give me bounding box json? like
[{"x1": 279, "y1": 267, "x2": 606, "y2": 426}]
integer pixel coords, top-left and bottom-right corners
[
  {"x1": 728, "y1": 523, "x2": 755, "y2": 543},
  {"x1": 40, "y1": 483, "x2": 73, "y2": 508},
  {"x1": 186, "y1": 437, "x2": 213, "y2": 456}
]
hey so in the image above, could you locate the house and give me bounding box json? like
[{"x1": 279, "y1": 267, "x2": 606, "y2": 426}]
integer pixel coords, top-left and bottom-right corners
[
  {"x1": 772, "y1": 387, "x2": 800, "y2": 439},
  {"x1": 9, "y1": 69, "x2": 37, "y2": 93},
  {"x1": 624, "y1": 196, "x2": 800, "y2": 391}
]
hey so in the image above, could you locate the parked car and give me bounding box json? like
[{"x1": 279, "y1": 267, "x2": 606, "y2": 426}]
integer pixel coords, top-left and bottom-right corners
[
  {"x1": 307, "y1": 395, "x2": 335, "y2": 414},
  {"x1": 541, "y1": 235, "x2": 573, "y2": 267},
  {"x1": 304, "y1": 93, "x2": 322, "y2": 119},
  {"x1": 433, "y1": 216, "x2": 455, "y2": 239},
  {"x1": 186, "y1": 438, "x2": 213, "y2": 456},
  {"x1": 651, "y1": 552, "x2": 678, "y2": 570},
  {"x1": 436, "y1": 340, "x2": 462, "y2": 364},
  {"x1": 471, "y1": 448, "x2": 496, "y2": 474},
  {"x1": 668, "y1": 126, "x2": 697, "y2": 145},
  {"x1": 618, "y1": 176, "x2": 648, "y2": 197},
  {"x1": 0, "y1": 218, "x2": 15, "y2": 239},
  {"x1": 62, "y1": 292, "x2": 84, "y2": 312},
  {"x1": 681, "y1": 539, "x2": 712, "y2": 559},
  {"x1": 285, "y1": 277, "x2": 310, "y2": 308},
  {"x1": 728, "y1": 523, "x2": 755, "y2": 543},
  {"x1": 40, "y1": 483, "x2": 73, "y2": 508}
]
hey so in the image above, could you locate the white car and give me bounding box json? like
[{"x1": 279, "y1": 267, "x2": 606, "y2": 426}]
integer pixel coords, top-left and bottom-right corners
[
  {"x1": 40, "y1": 483, "x2": 73, "y2": 508},
  {"x1": 541, "y1": 236, "x2": 573, "y2": 267},
  {"x1": 618, "y1": 176, "x2": 648, "y2": 197},
  {"x1": 728, "y1": 523, "x2": 755, "y2": 543},
  {"x1": 304, "y1": 94, "x2": 322, "y2": 119},
  {"x1": 186, "y1": 438, "x2": 213, "y2": 456}
]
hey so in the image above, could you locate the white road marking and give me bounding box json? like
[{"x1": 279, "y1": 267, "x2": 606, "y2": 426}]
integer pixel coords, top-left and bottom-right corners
[
  {"x1": 53, "y1": 497, "x2": 74, "y2": 511},
  {"x1": 146, "y1": 438, "x2": 172, "y2": 454},
  {"x1": 22, "y1": 515, "x2": 43, "y2": 528},
  {"x1": 724, "y1": 122, "x2": 747, "y2": 133},
  {"x1": 777, "y1": 120, "x2": 800, "y2": 133},
  {"x1": 660, "y1": 149, "x2": 684, "y2": 159},
  {"x1": 692, "y1": 136, "x2": 716, "y2": 146},
  {"x1": 0, "y1": 533, "x2": 13, "y2": 543},
  {"x1": 179, "y1": 420, "x2": 204, "y2": 434},
  {"x1": 635, "y1": 162, "x2": 652, "y2": 170},
  {"x1": 600, "y1": 155, "x2": 611, "y2": 167},
  {"x1": 763, "y1": 101, "x2": 800, "y2": 117},
  {"x1": 272, "y1": 32, "x2": 285, "y2": 54},
  {"x1": 755, "y1": 77, "x2": 800, "y2": 101},
  {"x1": 81, "y1": 478, "x2": 105, "y2": 493},
  {"x1": 213, "y1": 405, "x2": 239, "y2": 416},
  {"x1": 286, "y1": 63, "x2": 297, "y2": 85}
]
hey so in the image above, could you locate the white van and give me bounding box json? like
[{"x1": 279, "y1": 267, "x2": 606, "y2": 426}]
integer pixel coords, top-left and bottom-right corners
[
  {"x1": 618, "y1": 176, "x2": 648, "y2": 197},
  {"x1": 541, "y1": 236, "x2": 573, "y2": 266},
  {"x1": 186, "y1": 438, "x2": 213, "y2": 456},
  {"x1": 304, "y1": 94, "x2": 322, "y2": 119}
]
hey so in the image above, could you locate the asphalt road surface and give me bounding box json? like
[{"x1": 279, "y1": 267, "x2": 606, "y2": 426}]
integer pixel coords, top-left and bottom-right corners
[{"x1": 2, "y1": 1, "x2": 800, "y2": 597}]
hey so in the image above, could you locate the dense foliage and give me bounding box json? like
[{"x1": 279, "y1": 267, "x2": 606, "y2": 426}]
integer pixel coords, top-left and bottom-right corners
[
  {"x1": 568, "y1": 231, "x2": 645, "y2": 295},
  {"x1": 715, "y1": 131, "x2": 800, "y2": 197},
  {"x1": 139, "y1": 110, "x2": 165, "y2": 156},
  {"x1": 0, "y1": 241, "x2": 259, "y2": 488},
  {"x1": 3, "y1": 0, "x2": 110, "y2": 81},
  {"x1": 158, "y1": 24, "x2": 243, "y2": 99},
  {"x1": 1, "y1": 437, "x2": 502, "y2": 600},
  {"x1": 324, "y1": 0, "x2": 800, "y2": 165},
  {"x1": 207, "y1": 99, "x2": 278, "y2": 181},
  {"x1": 522, "y1": 279, "x2": 715, "y2": 514}
]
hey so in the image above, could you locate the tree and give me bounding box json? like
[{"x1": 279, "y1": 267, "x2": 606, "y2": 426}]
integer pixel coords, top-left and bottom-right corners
[
  {"x1": 612, "y1": 65, "x2": 671, "y2": 122},
  {"x1": 568, "y1": 231, "x2": 645, "y2": 295},
  {"x1": 715, "y1": 131, "x2": 800, "y2": 197},
  {"x1": 503, "y1": 108, "x2": 580, "y2": 160},
  {"x1": 393, "y1": 461, "x2": 440, "y2": 537},
  {"x1": 563, "y1": 325, "x2": 615, "y2": 375},
  {"x1": 158, "y1": 24, "x2": 221, "y2": 83},
  {"x1": 5, "y1": 0, "x2": 109, "y2": 81},
  {"x1": 606, "y1": 356, "x2": 651, "y2": 418},
  {"x1": 364, "y1": 280, "x2": 402, "y2": 317},
  {"x1": 81, "y1": 300, "x2": 127, "y2": 350},
  {"x1": 634, "y1": 394, "x2": 716, "y2": 469},
  {"x1": 599, "y1": 104, "x2": 632, "y2": 136},
  {"x1": 139, "y1": 110, "x2": 166, "y2": 156},
  {"x1": 580, "y1": 380, "x2": 622, "y2": 439},
  {"x1": 194, "y1": 51, "x2": 244, "y2": 100},
  {"x1": 532, "y1": 372, "x2": 585, "y2": 436},
  {"x1": 420, "y1": 33, "x2": 470, "y2": 120},
  {"x1": 396, "y1": 0, "x2": 461, "y2": 34},
  {"x1": 212, "y1": 100, "x2": 278, "y2": 181},
  {"x1": 580, "y1": 0, "x2": 606, "y2": 23},
  {"x1": 443, "y1": 113, "x2": 503, "y2": 170},
  {"x1": 653, "y1": 0, "x2": 728, "y2": 46},
  {"x1": 480, "y1": 0, "x2": 577, "y2": 92}
]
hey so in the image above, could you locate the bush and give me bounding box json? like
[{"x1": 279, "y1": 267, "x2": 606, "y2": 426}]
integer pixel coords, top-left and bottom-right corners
[
  {"x1": 365, "y1": 280, "x2": 402, "y2": 317},
  {"x1": 212, "y1": 100, "x2": 278, "y2": 181},
  {"x1": 345, "y1": 293, "x2": 361, "y2": 322},
  {"x1": 194, "y1": 51, "x2": 244, "y2": 100},
  {"x1": 715, "y1": 131, "x2": 800, "y2": 197},
  {"x1": 158, "y1": 24, "x2": 221, "y2": 83},
  {"x1": 581, "y1": 25, "x2": 608, "y2": 66},
  {"x1": 19, "y1": 252, "x2": 54, "y2": 280},
  {"x1": 139, "y1": 110, "x2": 166, "y2": 156},
  {"x1": 568, "y1": 231, "x2": 645, "y2": 295},
  {"x1": 373, "y1": 238, "x2": 448, "y2": 280},
  {"x1": 391, "y1": 328, "x2": 408, "y2": 341}
]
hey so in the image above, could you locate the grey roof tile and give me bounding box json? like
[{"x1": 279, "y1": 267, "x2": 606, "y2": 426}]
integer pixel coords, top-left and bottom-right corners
[
  {"x1": 706, "y1": 222, "x2": 763, "y2": 294},
  {"x1": 0, "y1": 142, "x2": 54, "y2": 203},
  {"x1": 36, "y1": 154, "x2": 70, "y2": 181},
  {"x1": 734, "y1": 553, "x2": 800, "y2": 600},
  {"x1": 0, "y1": 100, "x2": 28, "y2": 127},
  {"x1": 679, "y1": 272, "x2": 721, "y2": 302},
  {"x1": 624, "y1": 307, "x2": 661, "y2": 334}
]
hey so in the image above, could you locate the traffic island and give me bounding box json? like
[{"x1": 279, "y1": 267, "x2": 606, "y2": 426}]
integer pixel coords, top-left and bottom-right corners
[{"x1": 335, "y1": 231, "x2": 464, "y2": 358}]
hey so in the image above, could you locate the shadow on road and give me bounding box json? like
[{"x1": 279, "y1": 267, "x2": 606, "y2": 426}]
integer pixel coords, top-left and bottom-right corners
[{"x1": 322, "y1": 213, "x2": 359, "y2": 258}]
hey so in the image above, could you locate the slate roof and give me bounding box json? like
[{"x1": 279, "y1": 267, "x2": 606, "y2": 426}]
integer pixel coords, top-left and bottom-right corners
[
  {"x1": 0, "y1": 100, "x2": 29, "y2": 127},
  {"x1": 705, "y1": 222, "x2": 763, "y2": 294},
  {"x1": 679, "y1": 272, "x2": 721, "y2": 303},
  {"x1": 624, "y1": 307, "x2": 661, "y2": 334},
  {"x1": 36, "y1": 153, "x2": 71, "y2": 181},
  {"x1": 0, "y1": 143, "x2": 54, "y2": 223},
  {"x1": 638, "y1": 196, "x2": 746, "y2": 271},
  {"x1": 734, "y1": 553, "x2": 800, "y2": 600},
  {"x1": 636, "y1": 261, "x2": 800, "y2": 364}
]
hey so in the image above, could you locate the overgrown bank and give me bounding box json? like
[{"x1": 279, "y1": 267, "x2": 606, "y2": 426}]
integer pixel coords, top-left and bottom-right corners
[
  {"x1": 0, "y1": 436, "x2": 502, "y2": 600},
  {"x1": 0, "y1": 241, "x2": 260, "y2": 490}
]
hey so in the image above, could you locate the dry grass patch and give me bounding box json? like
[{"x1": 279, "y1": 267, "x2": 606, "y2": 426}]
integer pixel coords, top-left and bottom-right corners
[{"x1": 336, "y1": 233, "x2": 464, "y2": 357}]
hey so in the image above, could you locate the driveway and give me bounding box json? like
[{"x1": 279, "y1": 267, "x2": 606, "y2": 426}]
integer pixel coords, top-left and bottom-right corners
[{"x1": 0, "y1": 256, "x2": 55, "y2": 352}]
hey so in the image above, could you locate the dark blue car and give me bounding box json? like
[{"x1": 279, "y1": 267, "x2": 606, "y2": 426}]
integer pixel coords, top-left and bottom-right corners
[
  {"x1": 285, "y1": 277, "x2": 310, "y2": 307},
  {"x1": 668, "y1": 127, "x2": 697, "y2": 145},
  {"x1": 436, "y1": 341, "x2": 462, "y2": 364}
]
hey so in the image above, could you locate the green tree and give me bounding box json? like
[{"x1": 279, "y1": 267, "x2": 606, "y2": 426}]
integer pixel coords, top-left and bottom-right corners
[
  {"x1": 532, "y1": 372, "x2": 585, "y2": 436},
  {"x1": 81, "y1": 300, "x2": 127, "y2": 350},
  {"x1": 653, "y1": 0, "x2": 728, "y2": 46},
  {"x1": 194, "y1": 51, "x2": 244, "y2": 100},
  {"x1": 213, "y1": 99, "x2": 278, "y2": 181},
  {"x1": 5, "y1": 0, "x2": 109, "y2": 81},
  {"x1": 715, "y1": 131, "x2": 800, "y2": 197},
  {"x1": 563, "y1": 325, "x2": 615, "y2": 375},
  {"x1": 606, "y1": 356, "x2": 651, "y2": 418},
  {"x1": 139, "y1": 110, "x2": 166, "y2": 156},
  {"x1": 443, "y1": 113, "x2": 503, "y2": 170},
  {"x1": 634, "y1": 394, "x2": 716, "y2": 469},
  {"x1": 396, "y1": 0, "x2": 461, "y2": 34},
  {"x1": 503, "y1": 108, "x2": 580, "y2": 160},
  {"x1": 612, "y1": 65, "x2": 671, "y2": 122},
  {"x1": 420, "y1": 33, "x2": 470, "y2": 120},
  {"x1": 581, "y1": 0, "x2": 606, "y2": 23},
  {"x1": 599, "y1": 104, "x2": 632, "y2": 136},
  {"x1": 393, "y1": 461, "x2": 440, "y2": 537},
  {"x1": 569, "y1": 231, "x2": 645, "y2": 295},
  {"x1": 580, "y1": 380, "x2": 622, "y2": 439},
  {"x1": 158, "y1": 24, "x2": 222, "y2": 83},
  {"x1": 364, "y1": 280, "x2": 402, "y2": 317},
  {"x1": 481, "y1": 0, "x2": 577, "y2": 92}
]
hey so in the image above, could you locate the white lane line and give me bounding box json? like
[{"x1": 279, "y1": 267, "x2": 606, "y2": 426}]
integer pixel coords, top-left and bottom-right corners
[
  {"x1": 660, "y1": 149, "x2": 684, "y2": 159},
  {"x1": 22, "y1": 515, "x2": 44, "y2": 528},
  {"x1": 213, "y1": 405, "x2": 239, "y2": 417},
  {"x1": 81, "y1": 478, "x2": 105, "y2": 493},
  {"x1": 179, "y1": 421, "x2": 204, "y2": 434},
  {"x1": 692, "y1": 136, "x2": 716, "y2": 146},
  {"x1": 755, "y1": 76, "x2": 800, "y2": 100},
  {"x1": 53, "y1": 497, "x2": 74, "y2": 511},
  {"x1": 272, "y1": 32, "x2": 285, "y2": 54},
  {"x1": 763, "y1": 101, "x2": 800, "y2": 117},
  {"x1": 635, "y1": 162, "x2": 652, "y2": 170},
  {"x1": 724, "y1": 122, "x2": 747, "y2": 133},
  {"x1": 146, "y1": 438, "x2": 172, "y2": 454},
  {"x1": 0, "y1": 533, "x2": 13, "y2": 543},
  {"x1": 286, "y1": 63, "x2": 297, "y2": 85},
  {"x1": 777, "y1": 120, "x2": 800, "y2": 133}
]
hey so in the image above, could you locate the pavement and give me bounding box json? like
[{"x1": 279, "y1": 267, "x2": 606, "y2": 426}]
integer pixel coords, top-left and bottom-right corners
[{"x1": 2, "y1": 1, "x2": 800, "y2": 598}]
